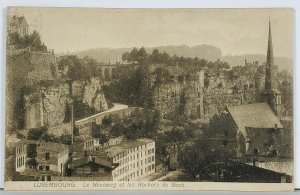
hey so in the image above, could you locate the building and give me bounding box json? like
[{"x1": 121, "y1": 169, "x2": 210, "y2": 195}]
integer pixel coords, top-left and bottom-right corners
[
  {"x1": 71, "y1": 153, "x2": 116, "y2": 181},
  {"x1": 15, "y1": 140, "x2": 39, "y2": 173},
  {"x1": 69, "y1": 138, "x2": 155, "y2": 181},
  {"x1": 7, "y1": 15, "x2": 29, "y2": 38},
  {"x1": 105, "y1": 138, "x2": 155, "y2": 181},
  {"x1": 36, "y1": 142, "x2": 70, "y2": 177},
  {"x1": 225, "y1": 21, "x2": 293, "y2": 178}
]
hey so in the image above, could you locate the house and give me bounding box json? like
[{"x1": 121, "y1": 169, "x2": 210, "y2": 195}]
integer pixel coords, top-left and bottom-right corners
[
  {"x1": 8, "y1": 15, "x2": 29, "y2": 38},
  {"x1": 71, "y1": 155, "x2": 115, "y2": 180},
  {"x1": 36, "y1": 142, "x2": 70, "y2": 177}
]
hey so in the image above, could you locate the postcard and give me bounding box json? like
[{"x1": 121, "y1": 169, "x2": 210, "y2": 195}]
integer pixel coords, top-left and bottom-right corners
[{"x1": 4, "y1": 7, "x2": 294, "y2": 191}]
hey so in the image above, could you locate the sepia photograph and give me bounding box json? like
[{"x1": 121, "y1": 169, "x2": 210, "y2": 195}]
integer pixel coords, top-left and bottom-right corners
[{"x1": 4, "y1": 7, "x2": 294, "y2": 190}]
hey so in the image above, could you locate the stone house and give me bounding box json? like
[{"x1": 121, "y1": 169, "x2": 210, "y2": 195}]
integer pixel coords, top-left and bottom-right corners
[{"x1": 36, "y1": 142, "x2": 70, "y2": 176}]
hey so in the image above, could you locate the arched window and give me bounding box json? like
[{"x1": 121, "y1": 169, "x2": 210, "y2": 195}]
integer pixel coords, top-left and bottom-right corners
[
  {"x1": 253, "y1": 148, "x2": 259, "y2": 155},
  {"x1": 272, "y1": 150, "x2": 278, "y2": 157},
  {"x1": 104, "y1": 68, "x2": 110, "y2": 79}
]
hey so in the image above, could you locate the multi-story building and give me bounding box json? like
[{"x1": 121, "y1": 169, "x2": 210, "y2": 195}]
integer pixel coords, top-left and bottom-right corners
[
  {"x1": 105, "y1": 138, "x2": 155, "y2": 181},
  {"x1": 15, "y1": 140, "x2": 39, "y2": 173},
  {"x1": 36, "y1": 142, "x2": 69, "y2": 176},
  {"x1": 7, "y1": 15, "x2": 29, "y2": 38}
]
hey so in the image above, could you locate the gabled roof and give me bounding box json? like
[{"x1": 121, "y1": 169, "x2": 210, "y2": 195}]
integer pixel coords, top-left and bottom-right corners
[
  {"x1": 72, "y1": 156, "x2": 112, "y2": 168},
  {"x1": 227, "y1": 103, "x2": 283, "y2": 139},
  {"x1": 37, "y1": 142, "x2": 69, "y2": 153},
  {"x1": 104, "y1": 138, "x2": 154, "y2": 156}
]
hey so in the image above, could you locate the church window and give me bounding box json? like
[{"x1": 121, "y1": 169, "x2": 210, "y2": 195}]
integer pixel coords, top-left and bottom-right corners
[{"x1": 272, "y1": 150, "x2": 278, "y2": 157}]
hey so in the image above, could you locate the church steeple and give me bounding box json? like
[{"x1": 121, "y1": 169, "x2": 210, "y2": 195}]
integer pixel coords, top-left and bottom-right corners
[
  {"x1": 261, "y1": 19, "x2": 281, "y2": 117},
  {"x1": 265, "y1": 19, "x2": 275, "y2": 90}
]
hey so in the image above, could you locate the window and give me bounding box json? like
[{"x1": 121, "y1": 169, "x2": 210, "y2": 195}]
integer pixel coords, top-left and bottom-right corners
[
  {"x1": 45, "y1": 153, "x2": 50, "y2": 160},
  {"x1": 272, "y1": 150, "x2": 278, "y2": 157},
  {"x1": 46, "y1": 166, "x2": 49, "y2": 171},
  {"x1": 46, "y1": 176, "x2": 51, "y2": 181},
  {"x1": 39, "y1": 166, "x2": 43, "y2": 170},
  {"x1": 253, "y1": 148, "x2": 259, "y2": 155}
]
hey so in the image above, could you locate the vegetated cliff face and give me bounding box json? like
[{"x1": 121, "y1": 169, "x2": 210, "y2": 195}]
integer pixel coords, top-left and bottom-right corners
[
  {"x1": 63, "y1": 44, "x2": 222, "y2": 63},
  {"x1": 27, "y1": 51, "x2": 57, "y2": 83},
  {"x1": 23, "y1": 84, "x2": 69, "y2": 129},
  {"x1": 153, "y1": 69, "x2": 205, "y2": 120},
  {"x1": 82, "y1": 77, "x2": 109, "y2": 112},
  {"x1": 41, "y1": 85, "x2": 68, "y2": 126},
  {"x1": 6, "y1": 49, "x2": 58, "y2": 131}
]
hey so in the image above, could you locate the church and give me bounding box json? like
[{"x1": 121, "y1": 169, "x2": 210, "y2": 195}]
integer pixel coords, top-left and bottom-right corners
[{"x1": 226, "y1": 21, "x2": 293, "y2": 177}]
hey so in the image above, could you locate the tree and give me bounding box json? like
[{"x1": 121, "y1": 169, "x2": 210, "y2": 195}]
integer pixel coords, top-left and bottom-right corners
[
  {"x1": 152, "y1": 67, "x2": 171, "y2": 86},
  {"x1": 102, "y1": 115, "x2": 112, "y2": 128},
  {"x1": 27, "y1": 127, "x2": 47, "y2": 140},
  {"x1": 59, "y1": 134, "x2": 72, "y2": 145}
]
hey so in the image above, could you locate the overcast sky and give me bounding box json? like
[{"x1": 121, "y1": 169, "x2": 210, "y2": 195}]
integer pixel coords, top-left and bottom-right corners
[{"x1": 8, "y1": 7, "x2": 293, "y2": 57}]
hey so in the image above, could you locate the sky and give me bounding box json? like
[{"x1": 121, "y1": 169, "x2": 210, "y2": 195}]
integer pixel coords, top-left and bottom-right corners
[{"x1": 7, "y1": 7, "x2": 294, "y2": 57}]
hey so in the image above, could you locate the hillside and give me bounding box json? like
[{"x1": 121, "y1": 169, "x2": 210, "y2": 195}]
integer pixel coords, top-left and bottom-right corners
[
  {"x1": 222, "y1": 54, "x2": 293, "y2": 72},
  {"x1": 59, "y1": 45, "x2": 292, "y2": 72},
  {"x1": 59, "y1": 44, "x2": 222, "y2": 63}
]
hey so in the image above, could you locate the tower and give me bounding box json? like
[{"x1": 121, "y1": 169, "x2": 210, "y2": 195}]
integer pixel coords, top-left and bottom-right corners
[{"x1": 261, "y1": 20, "x2": 281, "y2": 117}]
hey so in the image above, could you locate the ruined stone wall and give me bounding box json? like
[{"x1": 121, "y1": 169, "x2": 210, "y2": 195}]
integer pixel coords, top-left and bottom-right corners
[
  {"x1": 27, "y1": 51, "x2": 57, "y2": 83},
  {"x1": 204, "y1": 89, "x2": 256, "y2": 118},
  {"x1": 41, "y1": 85, "x2": 68, "y2": 126},
  {"x1": 153, "y1": 82, "x2": 183, "y2": 119},
  {"x1": 153, "y1": 70, "x2": 205, "y2": 120},
  {"x1": 23, "y1": 84, "x2": 69, "y2": 129},
  {"x1": 24, "y1": 93, "x2": 44, "y2": 129}
]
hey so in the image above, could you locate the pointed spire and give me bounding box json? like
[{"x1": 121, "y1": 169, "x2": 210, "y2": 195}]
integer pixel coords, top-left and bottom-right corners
[{"x1": 265, "y1": 18, "x2": 275, "y2": 90}]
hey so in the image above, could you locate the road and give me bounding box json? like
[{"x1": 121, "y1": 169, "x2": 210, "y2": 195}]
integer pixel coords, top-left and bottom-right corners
[{"x1": 75, "y1": 103, "x2": 128, "y2": 123}]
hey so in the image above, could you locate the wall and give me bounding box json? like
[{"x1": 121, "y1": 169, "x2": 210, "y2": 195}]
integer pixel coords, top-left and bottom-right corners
[
  {"x1": 204, "y1": 89, "x2": 256, "y2": 118},
  {"x1": 27, "y1": 51, "x2": 57, "y2": 83},
  {"x1": 153, "y1": 69, "x2": 205, "y2": 120},
  {"x1": 76, "y1": 107, "x2": 148, "y2": 136}
]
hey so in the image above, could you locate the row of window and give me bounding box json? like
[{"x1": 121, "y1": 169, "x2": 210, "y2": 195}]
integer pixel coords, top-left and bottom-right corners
[
  {"x1": 38, "y1": 165, "x2": 50, "y2": 171},
  {"x1": 117, "y1": 154, "x2": 155, "y2": 167},
  {"x1": 85, "y1": 140, "x2": 94, "y2": 149},
  {"x1": 16, "y1": 146, "x2": 25, "y2": 156},
  {"x1": 115, "y1": 163, "x2": 155, "y2": 181},
  {"x1": 16, "y1": 156, "x2": 25, "y2": 168},
  {"x1": 114, "y1": 148, "x2": 154, "y2": 163}
]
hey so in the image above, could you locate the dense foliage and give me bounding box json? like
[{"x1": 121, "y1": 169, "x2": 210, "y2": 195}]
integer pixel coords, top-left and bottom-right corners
[{"x1": 9, "y1": 30, "x2": 47, "y2": 52}]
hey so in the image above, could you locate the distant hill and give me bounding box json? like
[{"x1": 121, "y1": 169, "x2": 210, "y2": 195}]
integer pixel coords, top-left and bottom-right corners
[
  {"x1": 58, "y1": 44, "x2": 222, "y2": 63},
  {"x1": 222, "y1": 54, "x2": 293, "y2": 72},
  {"x1": 58, "y1": 45, "x2": 292, "y2": 72}
]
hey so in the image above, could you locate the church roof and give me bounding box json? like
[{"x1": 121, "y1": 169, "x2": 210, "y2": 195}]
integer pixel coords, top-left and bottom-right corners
[{"x1": 227, "y1": 103, "x2": 283, "y2": 139}]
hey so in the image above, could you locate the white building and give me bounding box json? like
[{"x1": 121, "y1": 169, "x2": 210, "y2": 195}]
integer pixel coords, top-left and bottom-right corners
[
  {"x1": 105, "y1": 138, "x2": 155, "y2": 181},
  {"x1": 15, "y1": 140, "x2": 39, "y2": 172}
]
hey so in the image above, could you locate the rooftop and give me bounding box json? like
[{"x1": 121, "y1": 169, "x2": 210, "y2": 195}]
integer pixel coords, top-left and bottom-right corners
[
  {"x1": 72, "y1": 155, "x2": 113, "y2": 169},
  {"x1": 104, "y1": 138, "x2": 154, "y2": 156},
  {"x1": 227, "y1": 103, "x2": 283, "y2": 139},
  {"x1": 37, "y1": 142, "x2": 69, "y2": 153}
]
